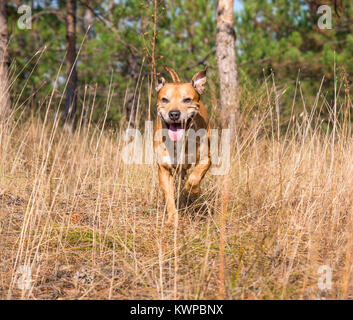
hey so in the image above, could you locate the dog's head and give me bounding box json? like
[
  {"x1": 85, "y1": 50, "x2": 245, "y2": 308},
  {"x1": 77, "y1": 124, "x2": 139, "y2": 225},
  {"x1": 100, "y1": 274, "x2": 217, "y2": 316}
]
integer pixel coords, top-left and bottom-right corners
[{"x1": 156, "y1": 66, "x2": 207, "y2": 142}]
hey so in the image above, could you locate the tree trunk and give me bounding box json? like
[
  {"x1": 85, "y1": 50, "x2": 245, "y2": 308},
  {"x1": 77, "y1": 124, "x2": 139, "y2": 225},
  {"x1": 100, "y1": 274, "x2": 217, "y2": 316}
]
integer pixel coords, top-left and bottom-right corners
[
  {"x1": 0, "y1": 1, "x2": 10, "y2": 121},
  {"x1": 126, "y1": 53, "x2": 139, "y2": 128},
  {"x1": 64, "y1": 0, "x2": 78, "y2": 129},
  {"x1": 216, "y1": 0, "x2": 240, "y2": 134}
]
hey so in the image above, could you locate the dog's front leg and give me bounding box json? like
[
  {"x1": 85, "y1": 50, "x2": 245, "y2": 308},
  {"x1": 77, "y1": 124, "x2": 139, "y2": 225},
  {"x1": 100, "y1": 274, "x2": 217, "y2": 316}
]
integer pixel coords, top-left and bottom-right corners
[
  {"x1": 158, "y1": 165, "x2": 178, "y2": 223},
  {"x1": 185, "y1": 158, "x2": 211, "y2": 195},
  {"x1": 185, "y1": 133, "x2": 211, "y2": 195}
]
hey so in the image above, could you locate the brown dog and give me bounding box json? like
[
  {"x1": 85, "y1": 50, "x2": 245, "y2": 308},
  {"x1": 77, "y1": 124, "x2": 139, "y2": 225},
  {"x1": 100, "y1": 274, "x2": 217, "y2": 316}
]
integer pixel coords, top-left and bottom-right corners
[{"x1": 153, "y1": 66, "x2": 211, "y2": 223}]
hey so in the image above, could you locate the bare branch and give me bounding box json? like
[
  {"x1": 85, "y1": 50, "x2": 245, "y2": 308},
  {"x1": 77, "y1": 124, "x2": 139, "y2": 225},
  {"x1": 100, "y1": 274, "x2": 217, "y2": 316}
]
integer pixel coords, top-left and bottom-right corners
[{"x1": 78, "y1": 0, "x2": 139, "y2": 55}]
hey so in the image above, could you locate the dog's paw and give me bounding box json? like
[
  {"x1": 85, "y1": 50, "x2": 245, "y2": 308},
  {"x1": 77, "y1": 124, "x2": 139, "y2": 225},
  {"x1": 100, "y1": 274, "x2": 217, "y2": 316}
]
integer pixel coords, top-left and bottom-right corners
[
  {"x1": 185, "y1": 176, "x2": 201, "y2": 195},
  {"x1": 166, "y1": 210, "x2": 178, "y2": 225}
]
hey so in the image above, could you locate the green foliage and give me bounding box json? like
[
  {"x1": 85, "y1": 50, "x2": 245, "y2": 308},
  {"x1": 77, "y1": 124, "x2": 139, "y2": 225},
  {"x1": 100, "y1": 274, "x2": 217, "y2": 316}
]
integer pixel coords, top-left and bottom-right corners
[
  {"x1": 7, "y1": 0, "x2": 353, "y2": 128},
  {"x1": 235, "y1": 0, "x2": 353, "y2": 122}
]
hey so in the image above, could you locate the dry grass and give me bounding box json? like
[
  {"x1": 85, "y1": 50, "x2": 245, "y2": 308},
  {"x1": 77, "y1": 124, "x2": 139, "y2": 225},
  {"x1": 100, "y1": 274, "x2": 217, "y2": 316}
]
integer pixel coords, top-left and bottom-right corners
[{"x1": 1, "y1": 73, "x2": 353, "y2": 300}]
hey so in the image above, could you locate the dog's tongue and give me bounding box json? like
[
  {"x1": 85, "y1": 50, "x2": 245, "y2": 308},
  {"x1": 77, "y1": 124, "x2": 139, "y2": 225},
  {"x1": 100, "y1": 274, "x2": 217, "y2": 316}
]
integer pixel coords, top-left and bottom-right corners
[{"x1": 168, "y1": 123, "x2": 184, "y2": 142}]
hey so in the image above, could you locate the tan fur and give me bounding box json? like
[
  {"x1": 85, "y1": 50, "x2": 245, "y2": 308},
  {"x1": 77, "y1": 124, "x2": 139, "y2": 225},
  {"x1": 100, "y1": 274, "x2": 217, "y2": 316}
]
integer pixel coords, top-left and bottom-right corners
[{"x1": 154, "y1": 68, "x2": 211, "y2": 224}]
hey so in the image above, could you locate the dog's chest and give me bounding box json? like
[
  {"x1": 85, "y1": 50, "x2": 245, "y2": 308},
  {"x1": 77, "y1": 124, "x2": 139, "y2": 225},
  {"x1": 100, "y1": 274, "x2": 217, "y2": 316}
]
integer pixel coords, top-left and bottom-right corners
[{"x1": 157, "y1": 133, "x2": 203, "y2": 169}]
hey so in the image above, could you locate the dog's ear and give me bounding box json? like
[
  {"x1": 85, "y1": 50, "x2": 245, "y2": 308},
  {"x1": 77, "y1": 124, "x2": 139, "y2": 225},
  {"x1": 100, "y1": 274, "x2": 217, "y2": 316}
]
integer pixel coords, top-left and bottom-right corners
[
  {"x1": 191, "y1": 68, "x2": 207, "y2": 95},
  {"x1": 156, "y1": 77, "x2": 166, "y2": 93}
]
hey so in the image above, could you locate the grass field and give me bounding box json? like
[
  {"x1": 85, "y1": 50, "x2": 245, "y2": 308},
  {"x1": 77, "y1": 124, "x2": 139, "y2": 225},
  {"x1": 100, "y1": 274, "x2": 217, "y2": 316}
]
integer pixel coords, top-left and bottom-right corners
[{"x1": 0, "y1": 74, "x2": 352, "y2": 300}]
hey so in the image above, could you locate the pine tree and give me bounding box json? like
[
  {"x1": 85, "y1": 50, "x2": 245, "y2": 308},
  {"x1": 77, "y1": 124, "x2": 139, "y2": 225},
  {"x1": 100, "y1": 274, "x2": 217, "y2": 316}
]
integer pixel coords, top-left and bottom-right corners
[
  {"x1": 64, "y1": 0, "x2": 78, "y2": 129},
  {"x1": 0, "y1": 1, "x2": 10, "y2": 121},
  {"x1": 216, "y1": 0, "x2": 240, "y2": 133}
]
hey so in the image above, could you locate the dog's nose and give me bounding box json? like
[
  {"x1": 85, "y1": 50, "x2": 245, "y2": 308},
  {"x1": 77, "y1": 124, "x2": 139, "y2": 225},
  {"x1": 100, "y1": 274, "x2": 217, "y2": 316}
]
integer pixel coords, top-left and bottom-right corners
[{"x1": 169, "y1": 110, "x2": 181, "y2": 121}]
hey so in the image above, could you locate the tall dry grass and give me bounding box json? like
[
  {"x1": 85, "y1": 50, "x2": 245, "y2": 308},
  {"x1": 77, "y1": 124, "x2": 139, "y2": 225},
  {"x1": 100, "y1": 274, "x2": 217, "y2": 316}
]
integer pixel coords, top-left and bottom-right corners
[{"x1": 0, "y1": 67, "x2": 353, "y2": 299}]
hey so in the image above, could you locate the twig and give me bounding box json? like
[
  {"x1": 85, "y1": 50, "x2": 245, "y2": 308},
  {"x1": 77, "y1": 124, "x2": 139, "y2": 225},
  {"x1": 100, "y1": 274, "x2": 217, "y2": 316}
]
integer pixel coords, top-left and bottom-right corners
[
  {"x1": 78, "y1": 0, "x2": 139, "y2": 55},
  {"x1": 147, "y1": 0, "x2": 158, "y2": 121}
]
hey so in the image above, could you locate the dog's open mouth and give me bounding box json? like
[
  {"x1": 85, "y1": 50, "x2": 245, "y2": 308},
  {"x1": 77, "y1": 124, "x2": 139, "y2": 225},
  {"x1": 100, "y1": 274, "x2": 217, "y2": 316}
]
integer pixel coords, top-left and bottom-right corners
[
  {"x1": 167, "y1": 122, "x2": 184, "y2": 142},
  {"x1": 165, "y1": 118, "x2": 193, "y2": 142}
]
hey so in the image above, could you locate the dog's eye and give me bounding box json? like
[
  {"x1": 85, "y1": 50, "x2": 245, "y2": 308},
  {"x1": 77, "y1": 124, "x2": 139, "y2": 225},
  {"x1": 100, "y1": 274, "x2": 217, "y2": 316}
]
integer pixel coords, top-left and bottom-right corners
[
  {"x1": 161, "y1": 97, "x2": 169, "y2": 103},
  {"x1": 183, "y1": 98, "x2": 192, "y2": 104}
]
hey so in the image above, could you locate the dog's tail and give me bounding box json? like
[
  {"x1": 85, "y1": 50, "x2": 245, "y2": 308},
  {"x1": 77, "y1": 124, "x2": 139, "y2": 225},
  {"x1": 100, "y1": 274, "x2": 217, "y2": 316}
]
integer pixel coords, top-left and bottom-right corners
[{"x1": 164, "y1": 66, "x2": 180, "y2": 83}]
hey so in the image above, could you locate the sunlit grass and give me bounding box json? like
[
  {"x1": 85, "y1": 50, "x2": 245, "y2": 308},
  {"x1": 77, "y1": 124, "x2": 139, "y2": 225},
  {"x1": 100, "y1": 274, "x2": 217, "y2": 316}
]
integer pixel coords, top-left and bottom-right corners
[{"x1": 0, "y1": 66, "x2": 352, "y2": 299}]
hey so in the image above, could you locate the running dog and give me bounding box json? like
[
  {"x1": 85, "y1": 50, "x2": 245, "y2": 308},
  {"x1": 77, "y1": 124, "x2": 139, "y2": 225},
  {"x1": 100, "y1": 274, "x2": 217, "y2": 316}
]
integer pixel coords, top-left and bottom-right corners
[{"x1": 154, "y1": 66, "x2": 211, "y2": 223}]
